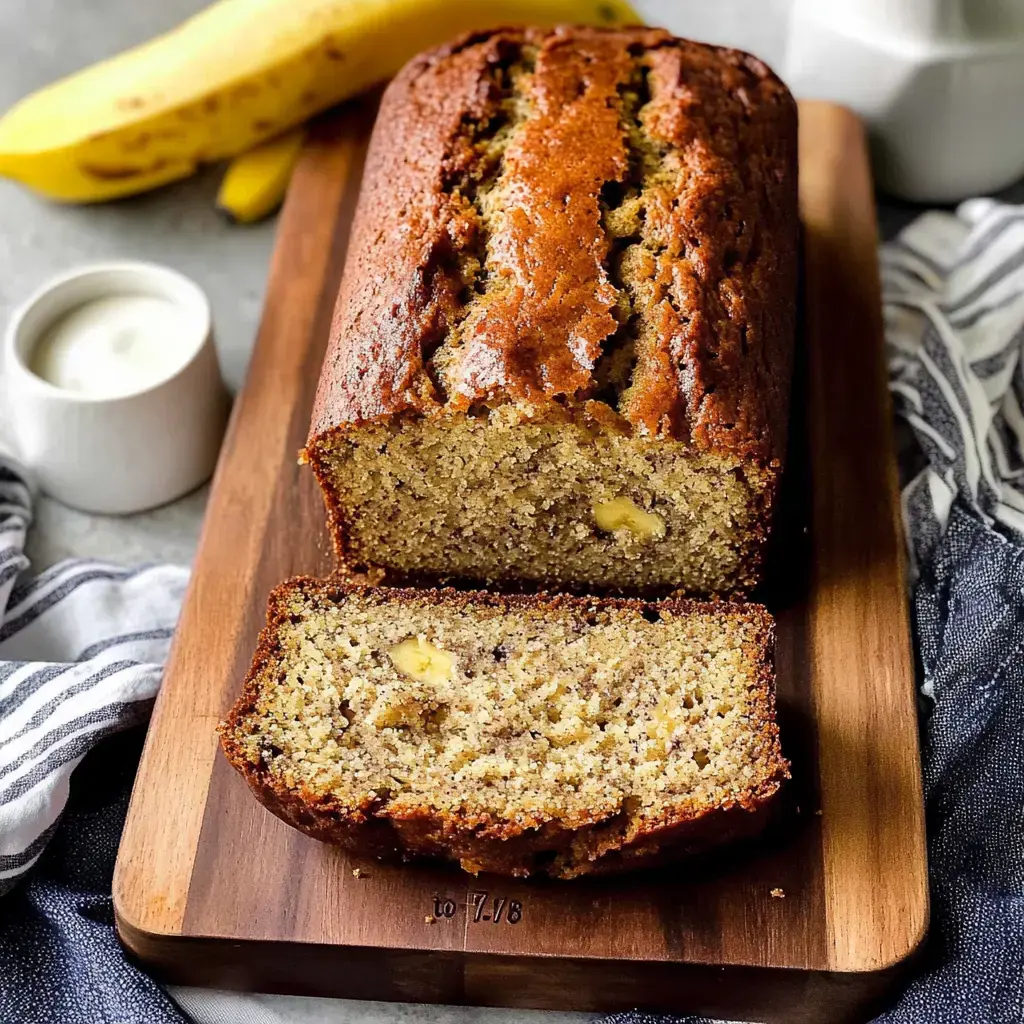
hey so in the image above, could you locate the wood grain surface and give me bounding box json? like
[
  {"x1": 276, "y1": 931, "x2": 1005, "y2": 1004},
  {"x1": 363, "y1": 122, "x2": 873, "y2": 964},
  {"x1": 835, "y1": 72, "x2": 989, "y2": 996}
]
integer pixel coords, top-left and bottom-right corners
[{"x1": 113, "y1": 99, "x2": 928, "y2": 1023}]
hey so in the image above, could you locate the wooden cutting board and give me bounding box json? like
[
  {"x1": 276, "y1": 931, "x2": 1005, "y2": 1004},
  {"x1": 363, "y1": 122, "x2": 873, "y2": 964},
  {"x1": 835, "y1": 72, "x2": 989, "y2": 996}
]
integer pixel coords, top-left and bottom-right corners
[{"x1": 113, "y1": 99, "x2": 928, "y2": 1024}]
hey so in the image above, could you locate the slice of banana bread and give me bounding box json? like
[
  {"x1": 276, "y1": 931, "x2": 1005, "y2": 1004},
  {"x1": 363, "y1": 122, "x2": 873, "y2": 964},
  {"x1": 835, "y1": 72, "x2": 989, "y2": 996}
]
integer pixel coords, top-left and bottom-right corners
[
  {"x1": 304, "y1": 26, "x2": 798, "y2": 596},
  {"x1": 219, "y1": 580, "x2": 789, "y2": 878}
]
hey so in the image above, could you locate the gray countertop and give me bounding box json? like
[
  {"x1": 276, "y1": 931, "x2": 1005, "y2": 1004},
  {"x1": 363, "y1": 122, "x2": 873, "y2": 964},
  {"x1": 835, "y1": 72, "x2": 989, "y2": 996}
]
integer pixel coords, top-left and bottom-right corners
[
  {"x1": 0, "y1": 1, "x2": 957, "y2": 1022},
  {"x1": 0, "y1": 0, "x2": 274, "y2": 570}
]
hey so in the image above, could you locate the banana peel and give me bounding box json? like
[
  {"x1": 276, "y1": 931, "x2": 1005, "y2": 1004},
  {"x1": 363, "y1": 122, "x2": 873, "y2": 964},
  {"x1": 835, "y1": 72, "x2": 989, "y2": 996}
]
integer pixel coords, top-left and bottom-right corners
[
  {"x1": 0, "y1": 0, "x2": 641, "y2": 204},
  {"x1": 216, "y1": 127, "x2": 305, "y2": 223}
]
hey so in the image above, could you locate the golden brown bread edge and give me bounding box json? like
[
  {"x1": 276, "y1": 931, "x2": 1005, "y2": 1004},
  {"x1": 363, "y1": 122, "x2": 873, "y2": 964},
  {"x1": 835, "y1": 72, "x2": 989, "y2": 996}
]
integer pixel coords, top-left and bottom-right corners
[
  {"x1": 303, "y1": 24, "x2": 799, "y2": 586},
  {"x1": 219, "y1": 579, "x2": 790, "y2": 879}
]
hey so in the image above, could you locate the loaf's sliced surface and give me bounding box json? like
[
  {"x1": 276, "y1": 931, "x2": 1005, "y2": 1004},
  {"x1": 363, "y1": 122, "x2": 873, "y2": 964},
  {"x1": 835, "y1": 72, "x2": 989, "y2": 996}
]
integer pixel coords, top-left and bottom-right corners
[
  {"x1": 305, "y1": 25, "x2": 798, "y2": 595},
  {"x1": 220, "y1": 580, "x2": 789, "y2": 878}
]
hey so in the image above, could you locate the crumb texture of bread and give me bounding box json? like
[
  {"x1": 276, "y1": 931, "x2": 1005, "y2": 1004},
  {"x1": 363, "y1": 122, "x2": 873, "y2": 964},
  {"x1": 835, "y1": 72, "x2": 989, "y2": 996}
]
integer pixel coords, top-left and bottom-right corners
[
  {"x1": 315, "y1": 411, "x2": 772, "y2": 594},
  {"x1": 220, "y1": 581, "x2": 789, "y2": 878},
  {"x1": 305, "y1": 26, "x2": 798, "y2": 595}
]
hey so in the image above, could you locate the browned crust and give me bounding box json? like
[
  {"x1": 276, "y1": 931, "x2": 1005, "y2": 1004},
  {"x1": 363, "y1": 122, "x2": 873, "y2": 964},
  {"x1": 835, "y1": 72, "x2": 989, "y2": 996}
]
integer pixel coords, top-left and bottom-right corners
[
  {"x1": 306, "y1": 25, "x2": 797, "y2": 460},
  {"x1": 219, "y1": 578, "x2": 790, "y2": 879}
]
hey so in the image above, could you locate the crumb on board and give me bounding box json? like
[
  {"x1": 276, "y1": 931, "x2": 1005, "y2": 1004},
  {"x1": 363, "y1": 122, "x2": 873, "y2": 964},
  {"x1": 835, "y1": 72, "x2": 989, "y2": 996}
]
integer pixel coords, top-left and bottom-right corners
[
  {"x1": 770, "y1": 888, "x2": 786, "y2": 899},
  {"x1": 352, "y1": 868, "x2": 365, "y2": 878},
  {"x1": 815, "y1": 809, "x2": 823, "y2": 816},
  {"x1": 425, "y1": 915, "x2": 436, "y2": 924}
]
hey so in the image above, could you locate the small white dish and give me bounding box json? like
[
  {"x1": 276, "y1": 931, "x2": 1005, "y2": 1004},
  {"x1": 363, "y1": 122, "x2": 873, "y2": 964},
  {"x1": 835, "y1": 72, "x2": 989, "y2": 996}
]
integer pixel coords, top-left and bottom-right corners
[{"x1": 3, "y1": 262, "x2": 230, "y2": 514}]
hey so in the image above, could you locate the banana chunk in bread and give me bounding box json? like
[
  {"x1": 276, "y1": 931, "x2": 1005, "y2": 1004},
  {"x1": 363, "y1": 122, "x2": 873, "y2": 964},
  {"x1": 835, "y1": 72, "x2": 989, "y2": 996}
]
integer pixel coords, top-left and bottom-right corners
[
  {"x1": 220, "y1": 580, "x2": 789, "y2": 878},
  {"x1": 305, "y1": 26, "x2": 798, "y2": 596}
]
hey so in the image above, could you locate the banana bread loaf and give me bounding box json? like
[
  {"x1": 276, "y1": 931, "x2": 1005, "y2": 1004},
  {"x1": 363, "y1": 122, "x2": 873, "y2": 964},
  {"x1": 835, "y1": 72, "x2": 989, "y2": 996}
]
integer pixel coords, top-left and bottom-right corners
[
  {"x1": 304, "y1": 26, "x2": 798, "y2": 596},
  {"x1": 219, "y1": 579, "x2": 789, "y2": 878}
]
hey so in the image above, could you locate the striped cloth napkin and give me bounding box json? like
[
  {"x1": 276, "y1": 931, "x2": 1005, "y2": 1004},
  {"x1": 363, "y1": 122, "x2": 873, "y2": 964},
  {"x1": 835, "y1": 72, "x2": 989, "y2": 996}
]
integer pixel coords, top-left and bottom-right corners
[
  {"x1": 885, "y1": 198, "x2": 1024, "y2": 583},
  {"x1": 604, "y1": 202, "x2": 1024, "y2": 1024},
  {"x1": 0, "y1": 457, "x2": 187, "y2": 897}
]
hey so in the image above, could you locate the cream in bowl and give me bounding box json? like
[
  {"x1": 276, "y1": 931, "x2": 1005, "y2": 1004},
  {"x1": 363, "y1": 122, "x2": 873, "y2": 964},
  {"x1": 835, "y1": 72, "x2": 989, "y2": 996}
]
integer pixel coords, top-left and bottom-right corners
[
  {"x1": 3, "y1": 262, "x2": 230, "y2": 514},
  {"x1": 29, "y1": 294, "x2": 195, "y2": 398}
]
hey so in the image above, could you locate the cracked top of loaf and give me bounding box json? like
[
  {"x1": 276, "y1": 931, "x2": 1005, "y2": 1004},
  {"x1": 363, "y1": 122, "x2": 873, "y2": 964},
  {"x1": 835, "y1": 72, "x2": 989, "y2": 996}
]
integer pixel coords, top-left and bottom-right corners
[{"x1": 308, "y1": 26, "x2": 798, "y2": 464}]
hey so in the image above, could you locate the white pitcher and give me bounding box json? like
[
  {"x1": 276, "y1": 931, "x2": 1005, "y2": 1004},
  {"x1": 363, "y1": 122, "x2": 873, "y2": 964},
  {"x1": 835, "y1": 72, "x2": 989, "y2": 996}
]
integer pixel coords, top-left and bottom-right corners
[{"x1": 785, "y1": 0, "x2": 1024, "y2": 200}]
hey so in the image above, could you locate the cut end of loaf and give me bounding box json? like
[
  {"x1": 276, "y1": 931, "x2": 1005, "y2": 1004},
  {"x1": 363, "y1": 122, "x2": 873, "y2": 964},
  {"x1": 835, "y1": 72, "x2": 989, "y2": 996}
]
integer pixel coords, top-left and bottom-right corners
[
  {"x1": 220, "y1": 581, "x2": 789, "y2": 878},
  {"x1": 308, "y1": 408, "x2": 775, "y2": 596}
]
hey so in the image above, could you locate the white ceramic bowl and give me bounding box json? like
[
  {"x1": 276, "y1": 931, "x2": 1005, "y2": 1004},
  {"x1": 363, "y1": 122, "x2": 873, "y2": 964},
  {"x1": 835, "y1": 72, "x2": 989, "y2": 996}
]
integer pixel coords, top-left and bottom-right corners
[{"x1": 3, "y1": 262, "x2": 230, "y2": 514}]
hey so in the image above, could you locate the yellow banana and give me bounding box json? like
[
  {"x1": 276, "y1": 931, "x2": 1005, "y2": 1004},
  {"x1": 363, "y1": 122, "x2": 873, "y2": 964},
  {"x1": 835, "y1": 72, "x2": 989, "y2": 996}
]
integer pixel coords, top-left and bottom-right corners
[
  {"x1": 0, "y1": 0, "x2": 641, "y2": 204},
  {"x1": 216, "y1": 126, "x2": 306, "y2": 223}
]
